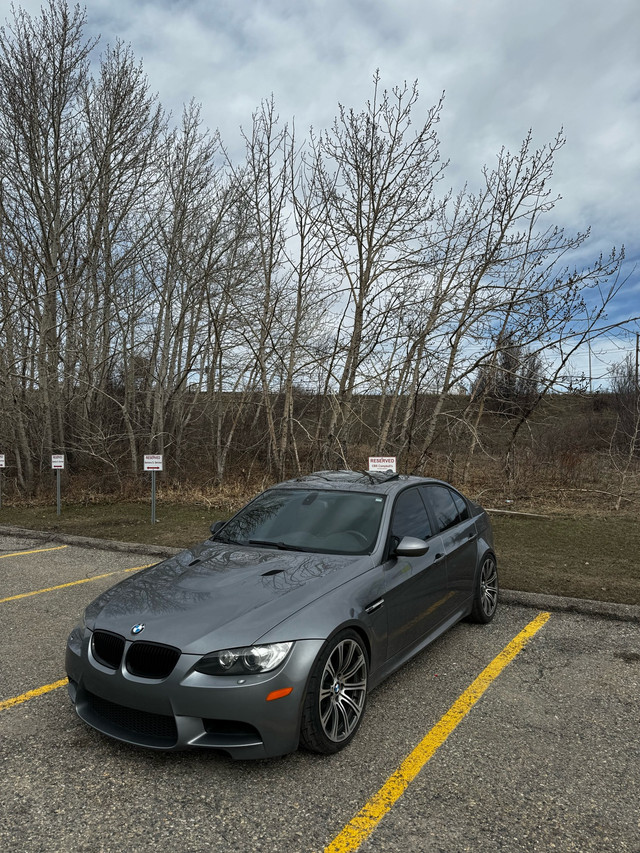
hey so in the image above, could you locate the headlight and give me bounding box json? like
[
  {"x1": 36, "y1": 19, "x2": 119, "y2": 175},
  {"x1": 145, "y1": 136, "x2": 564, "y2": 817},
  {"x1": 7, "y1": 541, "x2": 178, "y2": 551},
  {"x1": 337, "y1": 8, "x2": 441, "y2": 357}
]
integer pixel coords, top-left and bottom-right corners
[{"x1": 195, "y1": 642, "x2": 293, "y2": 675}]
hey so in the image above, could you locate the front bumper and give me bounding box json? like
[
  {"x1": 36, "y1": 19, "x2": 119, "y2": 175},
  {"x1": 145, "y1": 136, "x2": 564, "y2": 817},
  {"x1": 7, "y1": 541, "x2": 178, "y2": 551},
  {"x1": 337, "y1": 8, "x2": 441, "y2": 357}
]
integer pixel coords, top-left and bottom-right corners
[{"x1": 65, "y1": 629, "x2": 324, "y2": 759}]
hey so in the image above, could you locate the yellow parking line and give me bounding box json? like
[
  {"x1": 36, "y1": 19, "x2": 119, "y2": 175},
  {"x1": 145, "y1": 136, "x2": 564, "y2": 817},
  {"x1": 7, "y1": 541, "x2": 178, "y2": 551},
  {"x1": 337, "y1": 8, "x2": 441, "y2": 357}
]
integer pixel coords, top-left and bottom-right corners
[
  {"x1": 0, "y1": 678, "x2": 69, "y2": 712},
  {"x1": 325, "y1": 611, "x2": 552, "y2": 853},
  {"x1": 0, "y1": 564, "x2": 154, "y2": 603},
  {"x1": 0, "y1": 544, "x2": 68, "y2": 559}
]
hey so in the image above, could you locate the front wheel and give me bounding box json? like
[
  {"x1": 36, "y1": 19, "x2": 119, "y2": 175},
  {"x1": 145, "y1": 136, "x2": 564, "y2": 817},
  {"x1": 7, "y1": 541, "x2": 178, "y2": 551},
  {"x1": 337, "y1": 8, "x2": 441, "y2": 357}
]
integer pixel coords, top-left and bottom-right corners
[
  {"x1": 469, "y1": 554, "x2": 499, "y2": 623},
  {"x1": 300, "y1": 630, "x2": 368, "y2": 754}
]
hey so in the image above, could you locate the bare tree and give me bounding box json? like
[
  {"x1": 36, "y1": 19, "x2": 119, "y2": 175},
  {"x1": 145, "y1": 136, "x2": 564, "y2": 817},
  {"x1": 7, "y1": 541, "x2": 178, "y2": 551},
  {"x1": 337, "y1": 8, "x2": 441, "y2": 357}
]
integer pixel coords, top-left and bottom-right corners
[
  {"x1": 0, "y1": 5, "x2": 633, "y2": 498},
  {"x1": 0, "y1": 0, "x2": 96, "y2": 466},
  {"x1": 313, "y1": 74, "x2": 447, "y2": 463},
  {"x1": 411, "y1": 131, "x2": 625, "y2": 473},
  {"x1": 140, "y1": 102, "x2": 232, "y2": 468},
  {"x1": 74, "y1": 40, "x2": 165, "y2": 475},
  {"x1": 604, "y1": 353, "x2": 640, "y2": 509}
]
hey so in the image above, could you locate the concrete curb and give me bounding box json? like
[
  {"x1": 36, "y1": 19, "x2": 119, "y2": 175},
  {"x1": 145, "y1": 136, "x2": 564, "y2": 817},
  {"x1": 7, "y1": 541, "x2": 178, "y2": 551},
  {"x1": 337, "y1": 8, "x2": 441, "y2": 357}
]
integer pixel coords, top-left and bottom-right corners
[
  {"x1": 500, "y1": 588, "x2": 640, "y2": 624},
  {"x1": 1, "y1": 524, "x2": 638, "y2": 624},
  {"x1": 0, "y1": 524, "x2": 180, "y2": 559}
]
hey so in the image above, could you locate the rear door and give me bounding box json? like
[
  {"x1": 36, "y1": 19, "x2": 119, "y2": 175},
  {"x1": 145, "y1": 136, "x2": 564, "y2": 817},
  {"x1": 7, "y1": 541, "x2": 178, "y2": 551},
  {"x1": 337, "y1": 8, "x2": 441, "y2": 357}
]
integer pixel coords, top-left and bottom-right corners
[
  {"x1": 420, "y1": 485, "x2": 478, "y2": 608},
  {"x1": 383, "y1": 487, "x2": 450, "y2": 658}
]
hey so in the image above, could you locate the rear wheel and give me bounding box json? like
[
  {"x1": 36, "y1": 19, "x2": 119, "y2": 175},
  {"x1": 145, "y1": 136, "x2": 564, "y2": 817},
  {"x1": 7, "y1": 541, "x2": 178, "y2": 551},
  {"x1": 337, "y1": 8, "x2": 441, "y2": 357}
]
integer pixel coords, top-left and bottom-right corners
[
  {"x1": 469, "y1": 554, "x2": 498, "y2": 623},
  {"x1": 300, "y1": 630, "x2": 368, "y2": 754}
]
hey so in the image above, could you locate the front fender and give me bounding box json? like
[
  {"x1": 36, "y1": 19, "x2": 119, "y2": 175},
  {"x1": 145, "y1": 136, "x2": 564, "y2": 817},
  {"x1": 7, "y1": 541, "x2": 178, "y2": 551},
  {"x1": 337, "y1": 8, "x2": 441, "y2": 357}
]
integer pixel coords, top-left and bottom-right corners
[{"x1": 255, "y1": 564, "x2": 388, "y2": 677}]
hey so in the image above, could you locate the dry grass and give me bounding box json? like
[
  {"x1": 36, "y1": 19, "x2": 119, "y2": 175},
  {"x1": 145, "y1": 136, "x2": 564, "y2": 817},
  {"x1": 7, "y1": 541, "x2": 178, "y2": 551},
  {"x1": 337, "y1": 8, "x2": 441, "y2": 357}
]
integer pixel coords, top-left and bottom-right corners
[
  {"x1": 1, "y1": 404, "x2": 638, "y2": 606},
  {"x1": 0, "y1": 492, "x2": 638, "y2": 606},
  {"x1": 491, "y1": 512, "x2": 640, "y2": 606}
]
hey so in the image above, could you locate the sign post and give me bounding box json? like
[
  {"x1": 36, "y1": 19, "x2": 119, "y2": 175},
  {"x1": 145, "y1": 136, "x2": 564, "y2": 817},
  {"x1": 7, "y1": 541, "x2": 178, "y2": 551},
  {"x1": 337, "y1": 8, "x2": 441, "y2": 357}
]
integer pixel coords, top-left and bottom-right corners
[
  {"x1": 0, "y1": 454, "x2": 5, "y2": 509},
  {"x1": 368, "y1": 456, "x2": 397, "y2": 474},
  {"x1": 51, "y1": 455, "x2": 65, "y2": 515},
  {"x1": 143, "y1": 455, "x2": 163, "y2": 524}
]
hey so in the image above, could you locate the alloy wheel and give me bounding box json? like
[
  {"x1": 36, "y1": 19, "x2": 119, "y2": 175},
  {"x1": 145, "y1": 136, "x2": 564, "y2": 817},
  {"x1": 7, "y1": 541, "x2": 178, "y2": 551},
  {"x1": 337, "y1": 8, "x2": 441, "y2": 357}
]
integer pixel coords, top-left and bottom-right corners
[
  {"x1": 318, "y1": 637, "x2": 367, "y2": 743},
  {"x1": 480, "y1": 556, "x2": 498, "y2": 617}
]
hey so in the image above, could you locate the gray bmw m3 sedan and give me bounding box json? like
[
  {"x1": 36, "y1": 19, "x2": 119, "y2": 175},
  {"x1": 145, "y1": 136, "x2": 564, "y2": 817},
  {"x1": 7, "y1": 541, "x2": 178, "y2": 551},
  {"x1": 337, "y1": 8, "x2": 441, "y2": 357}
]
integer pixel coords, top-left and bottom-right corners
[{"x1": 65, "y1": 470, "x2": 498, "y2": 759}]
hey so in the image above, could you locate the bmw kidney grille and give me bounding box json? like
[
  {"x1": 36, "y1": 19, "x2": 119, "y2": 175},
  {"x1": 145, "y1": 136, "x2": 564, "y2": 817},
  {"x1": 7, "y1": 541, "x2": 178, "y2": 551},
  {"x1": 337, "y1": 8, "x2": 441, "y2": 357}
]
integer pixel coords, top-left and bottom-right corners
[{"x1": 92, "y1": 630, "x2": 180, "y2": 679}]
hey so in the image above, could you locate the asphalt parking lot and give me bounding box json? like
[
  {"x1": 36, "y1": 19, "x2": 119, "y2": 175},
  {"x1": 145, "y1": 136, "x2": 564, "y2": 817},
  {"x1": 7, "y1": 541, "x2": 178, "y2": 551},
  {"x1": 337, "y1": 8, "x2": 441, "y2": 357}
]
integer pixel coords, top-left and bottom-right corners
[{"x1": 1, "y1": 529, "x2": 639, "y2": 853}]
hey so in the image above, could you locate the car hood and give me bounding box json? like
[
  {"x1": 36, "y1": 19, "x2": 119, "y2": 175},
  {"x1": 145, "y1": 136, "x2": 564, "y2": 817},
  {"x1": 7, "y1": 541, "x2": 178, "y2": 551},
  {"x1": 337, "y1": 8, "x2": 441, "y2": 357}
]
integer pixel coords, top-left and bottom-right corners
[{"x1": 85, "y1": 540, "x2": 371, "y2": 653}]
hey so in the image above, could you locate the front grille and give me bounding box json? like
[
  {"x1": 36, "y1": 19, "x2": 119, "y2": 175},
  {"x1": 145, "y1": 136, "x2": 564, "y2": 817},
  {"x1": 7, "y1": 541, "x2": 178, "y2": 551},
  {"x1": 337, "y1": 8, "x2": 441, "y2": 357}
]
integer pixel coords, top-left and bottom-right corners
[
  {"x1": 126, "y1": 641, "x2": 181, "y2": 679},
  {"x1": 85, "y1": 690, "x2": 177, "y2": 742},
  {"x1": 92, "y1": 630, "x2": 125, "y2": 669}
]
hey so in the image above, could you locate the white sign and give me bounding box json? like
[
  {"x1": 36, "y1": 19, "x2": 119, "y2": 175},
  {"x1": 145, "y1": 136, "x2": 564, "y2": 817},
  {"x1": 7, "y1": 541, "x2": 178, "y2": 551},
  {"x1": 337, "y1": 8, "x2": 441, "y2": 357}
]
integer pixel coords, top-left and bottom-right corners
[
  {"x1": 368, "y1": 456, "x2": 397, "y2": 473},
  {"x1": 143, "y1": 454, "x2": 163, "y2": 472},
  {"x1": 0, "y1": 454, "x2": 5, "y2": 468},
  {"x1": 51, "y1": 454, "x2": 65, "y2": 470}
]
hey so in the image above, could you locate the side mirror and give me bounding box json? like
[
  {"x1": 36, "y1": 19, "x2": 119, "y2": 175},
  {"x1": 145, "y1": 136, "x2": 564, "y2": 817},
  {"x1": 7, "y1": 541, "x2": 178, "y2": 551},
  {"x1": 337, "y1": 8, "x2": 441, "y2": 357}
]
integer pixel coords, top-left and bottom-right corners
[
  {"x1": 210, "y1": 520, "x2": 225, "y2": 536},
  {"x1": 393, "y1": 536, "x2": 429, "y2": 558}
]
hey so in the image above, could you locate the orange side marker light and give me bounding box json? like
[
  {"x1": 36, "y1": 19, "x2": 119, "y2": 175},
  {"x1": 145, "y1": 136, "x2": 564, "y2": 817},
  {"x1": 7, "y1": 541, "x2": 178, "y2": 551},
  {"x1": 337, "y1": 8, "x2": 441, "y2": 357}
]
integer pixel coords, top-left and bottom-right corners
[{"x1": 266, "y1": 687, "x2": 293, "y2": 702}]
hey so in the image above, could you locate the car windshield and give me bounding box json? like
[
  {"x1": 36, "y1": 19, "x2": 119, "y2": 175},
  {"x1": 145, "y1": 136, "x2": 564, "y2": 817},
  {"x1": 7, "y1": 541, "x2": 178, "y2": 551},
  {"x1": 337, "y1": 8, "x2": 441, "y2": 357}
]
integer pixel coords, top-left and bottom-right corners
[{"x1": 215, "y1": 488, "x2": 385, "y2": 555}]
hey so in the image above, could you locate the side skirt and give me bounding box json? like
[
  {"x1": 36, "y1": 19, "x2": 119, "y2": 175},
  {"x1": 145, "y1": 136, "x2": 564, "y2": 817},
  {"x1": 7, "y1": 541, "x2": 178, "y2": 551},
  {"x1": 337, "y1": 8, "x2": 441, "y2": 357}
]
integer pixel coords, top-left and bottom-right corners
[{"x1": 368, "y1": 598, "x2": 473, "y2": 692}]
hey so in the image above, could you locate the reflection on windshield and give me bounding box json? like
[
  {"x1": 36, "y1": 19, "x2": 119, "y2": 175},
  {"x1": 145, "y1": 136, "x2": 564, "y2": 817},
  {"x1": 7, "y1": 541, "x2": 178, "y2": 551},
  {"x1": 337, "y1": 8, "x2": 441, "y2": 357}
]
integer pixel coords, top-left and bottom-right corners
[{"x1": 215, "y1": 489, "x2": 385, "y2": 555}]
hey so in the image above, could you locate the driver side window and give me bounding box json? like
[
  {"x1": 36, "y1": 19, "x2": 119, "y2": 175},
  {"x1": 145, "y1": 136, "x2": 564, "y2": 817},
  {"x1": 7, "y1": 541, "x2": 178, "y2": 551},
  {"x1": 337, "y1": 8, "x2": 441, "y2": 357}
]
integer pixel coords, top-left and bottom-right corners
[{"x1": 391, "y1": 488, "x2": 433, "y2": 542}]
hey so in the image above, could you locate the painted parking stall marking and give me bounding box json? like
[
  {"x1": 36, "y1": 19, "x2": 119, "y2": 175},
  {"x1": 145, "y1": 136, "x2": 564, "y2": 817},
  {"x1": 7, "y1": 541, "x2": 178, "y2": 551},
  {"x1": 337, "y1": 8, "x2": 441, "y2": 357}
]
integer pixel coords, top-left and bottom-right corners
[
  {"x1": 0, "y1": 544, "x2": 68, "y2": 560},
  {"x1": 0, "y1": 678, "x2": 68, "y2": 712},
  {"x1": 0, "y1": 560, "x2": 154, "y2": 708},
  {"x1": 325, "y1": 611, "x2": 552, "y2": 853},
  {"x1": 1, "y1": 613, "x2": 551, "y2": 766},
  {"x1": 0, "y1": 563, "x2": 154, "y2": 603}
]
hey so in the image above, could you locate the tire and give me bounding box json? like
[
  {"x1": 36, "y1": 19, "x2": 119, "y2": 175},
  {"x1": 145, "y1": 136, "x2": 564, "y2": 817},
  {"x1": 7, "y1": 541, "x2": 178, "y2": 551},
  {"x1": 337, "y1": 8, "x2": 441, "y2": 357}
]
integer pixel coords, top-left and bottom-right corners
[
  {"x1": 469, "y1": 553, "x2": 499, "y2": 623},
  {"x1": 300, "y1": 630, "x2": 368, "y2": 755}
]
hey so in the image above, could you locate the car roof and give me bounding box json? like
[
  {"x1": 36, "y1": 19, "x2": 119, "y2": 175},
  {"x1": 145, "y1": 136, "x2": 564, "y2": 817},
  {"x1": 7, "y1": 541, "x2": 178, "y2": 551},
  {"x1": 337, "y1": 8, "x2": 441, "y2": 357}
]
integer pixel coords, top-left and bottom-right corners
[{"x1": 272, "y1": 470, "x2": 447, "y2": 496}]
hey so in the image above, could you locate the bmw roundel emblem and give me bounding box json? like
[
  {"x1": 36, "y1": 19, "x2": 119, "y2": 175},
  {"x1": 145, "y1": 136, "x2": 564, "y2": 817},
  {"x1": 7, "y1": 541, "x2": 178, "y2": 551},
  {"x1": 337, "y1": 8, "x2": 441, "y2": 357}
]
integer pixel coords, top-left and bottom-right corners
[{"x1": 131, "y1": 623, "x2": 145, "y2": 635}]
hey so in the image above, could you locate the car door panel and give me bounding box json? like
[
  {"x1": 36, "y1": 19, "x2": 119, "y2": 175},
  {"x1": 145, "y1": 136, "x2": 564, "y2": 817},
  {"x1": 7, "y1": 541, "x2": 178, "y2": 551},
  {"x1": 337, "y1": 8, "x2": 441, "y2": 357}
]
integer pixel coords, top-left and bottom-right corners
[
  {"x1": 383, "y1": 535, "x2": 450, "y2": 658},
  {"x1": 420, "y1": 484, "x2": 479, "y2": 607},
  {"x1": 439, "y1": 517, "x2": 478, "y2": 605},
  {"x1": 382, "y1": 488, "x2": 450, "y2": 658}
]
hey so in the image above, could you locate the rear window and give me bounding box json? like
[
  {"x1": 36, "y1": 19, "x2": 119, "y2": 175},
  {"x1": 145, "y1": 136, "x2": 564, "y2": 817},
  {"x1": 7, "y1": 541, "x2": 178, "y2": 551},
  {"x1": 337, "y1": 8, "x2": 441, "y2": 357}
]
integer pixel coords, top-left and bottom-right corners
[{"x1": 420, "y1": 485, "x2": 467, "y2": 532}]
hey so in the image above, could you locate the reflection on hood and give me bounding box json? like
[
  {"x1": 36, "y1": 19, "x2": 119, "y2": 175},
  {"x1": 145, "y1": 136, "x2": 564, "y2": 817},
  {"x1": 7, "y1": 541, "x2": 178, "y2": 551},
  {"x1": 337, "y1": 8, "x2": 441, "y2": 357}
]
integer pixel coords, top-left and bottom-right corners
[{"x1": 84, "y1": 541, "x2": 370, "y2": 653}]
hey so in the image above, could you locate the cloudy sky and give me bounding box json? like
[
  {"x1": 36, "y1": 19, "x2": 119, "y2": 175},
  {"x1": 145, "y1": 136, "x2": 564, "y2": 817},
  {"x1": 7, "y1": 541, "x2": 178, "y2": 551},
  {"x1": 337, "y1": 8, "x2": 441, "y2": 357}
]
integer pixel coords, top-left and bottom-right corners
[{"x1": 7, "y1": 0, "x2": 640, "y2": 384}]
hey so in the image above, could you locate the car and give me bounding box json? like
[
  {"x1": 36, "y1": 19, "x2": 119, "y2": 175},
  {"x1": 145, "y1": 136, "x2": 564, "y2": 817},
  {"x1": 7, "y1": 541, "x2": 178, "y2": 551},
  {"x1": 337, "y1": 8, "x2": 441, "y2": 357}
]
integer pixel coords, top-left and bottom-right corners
[{"x1": 65, "y1": 470, "x2": 498, "y2": 759}]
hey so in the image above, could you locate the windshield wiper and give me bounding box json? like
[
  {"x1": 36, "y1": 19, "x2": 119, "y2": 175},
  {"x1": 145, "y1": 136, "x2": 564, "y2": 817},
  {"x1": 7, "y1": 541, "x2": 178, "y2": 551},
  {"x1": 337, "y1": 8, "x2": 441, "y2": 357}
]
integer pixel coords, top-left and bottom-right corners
[
  {"x1": 248, "y1": 539, "x2": 310, "y2": 552},
  {"x1": 212, "y1": 536, "x2": 241, "y2": 545}
]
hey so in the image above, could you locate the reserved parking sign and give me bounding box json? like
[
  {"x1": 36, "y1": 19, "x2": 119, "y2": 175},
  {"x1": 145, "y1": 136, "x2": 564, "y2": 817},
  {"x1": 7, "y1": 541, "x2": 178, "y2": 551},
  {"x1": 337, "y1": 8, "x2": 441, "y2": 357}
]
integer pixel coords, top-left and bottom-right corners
[
  {"x1": 368, "y1": 456, "x2": 397, "y2": 473},
  {"x1": 143, "y1": 454, "x2": 163, "y2": 471}
]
